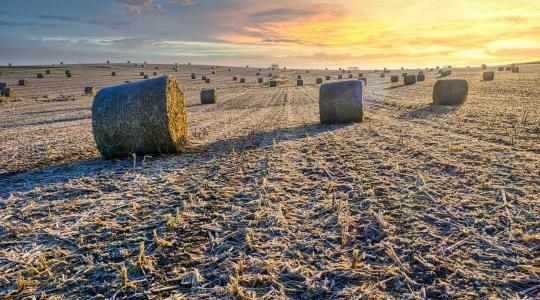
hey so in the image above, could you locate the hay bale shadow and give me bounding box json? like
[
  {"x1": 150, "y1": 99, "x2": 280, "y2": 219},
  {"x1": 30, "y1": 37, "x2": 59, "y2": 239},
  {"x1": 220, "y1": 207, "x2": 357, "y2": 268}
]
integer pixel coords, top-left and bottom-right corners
[
  {"x1": 406, "y1": 104, "x2": 460, "y2": 119},
  {"x1": 383, "y1": 84, "x2": 405, "y2": 90}
]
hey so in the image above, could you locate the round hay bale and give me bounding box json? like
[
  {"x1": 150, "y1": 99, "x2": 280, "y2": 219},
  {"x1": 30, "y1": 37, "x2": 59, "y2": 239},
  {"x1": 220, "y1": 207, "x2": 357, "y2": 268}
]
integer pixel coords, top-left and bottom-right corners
[
  {"x1": 111, "y1": 72, "x2": 116, "y2": 76},
  {"x1": 297, "y1": 75, "x2": 302, "y2": 79},
  {"x1": 127, "y1": 60, "x2": 130, "y2": 64},
  {"x1": 338, "y1": 75, "x2": 343, "y2": 79},
  {"x1": 60, "y1": 62, "x2": 63, "y2": 65},
  {"x1": 202, "y1": 75, "x2": 207, "y2": 80},
  {"x1": 440, "y1": 70, "x2": 449, "y2": 77},
  {"x1": 191, "y1": 73, "x2": 196, "y2": 79},
  {"x1": 404, "y1": 75, "x2": 416, "y2": 85},
  {"x1": 483, "y1": 71, "x2": 494, "y2": 81},
  {"x1": 200, "y1": 88, "x2": 216, "y2": 104},
  {"x1": 65, "y1": 70, "x2": 71, "y2": 75},
  {"x1": 306, "y1": 70, "x2": 309, "y2": 73},
  {"x1": 447, "y1": 70, "x2": 452, "y2": 75},
  {"x1": 205, "y1": 78, "x2": 211, "y2": 83},
  {"x1": 433, "y1": 79, "x2": 468, "y2": 105},
  {"x1": 358, "y1": 77, "x2": 367, "y2": 85},
  {"x1": 347, "y1": 70, "x2": 351, "y2": 74},
  {"x1": 348, "y1": 74, "x2": 353, "y2": 78},
  {"x1": 144, "y1": 75, "x2": 149, "y2": 79},
  {"x1": 153, "y1": 72, "x2": 158, "y2": 76},
  {"x1": 228, "y1": 68, "x2": 232, "y2": 71},
  {"x1": 358, "y1": 73, "x2": 363, "y2": 77},
  {"x1": 258, "y1": 77, "x2": 263, "y2": 83},
  {"x1": 418, "y1": 71, "x2": 424, "y2": 75},
  {"x1": 256, "y1": 72, "x2": 260, "y2": 76},
  {"x1": 319, "y1": 80, "x2": 364, "y2": 124},
  {"x1": 258, "y1": 68, "x2": 262, "y2": 71},
  {"x1": 316, "y1": 78, "x2": 323, "y2": 84},
  {"x1": 107, "y1": 60, "x2": 110, "y2": 64},
  {"x1": 188, "y1": 62, "x2": 191, "y2": 65},
  {"x1": 37, "y1": 73, "x2": 44, "y2": 78},
  {"x1": 269, "y1": 80, "x2": 277, "y2": 87},
  {"x1": 45, "y1": 70, "x2": 51, "y2": 74},
  {"x1": 402, "y1": 73, "x2": 408, "y2": 77},
  {"x1": 92, "y1": 75, "x2": 187, "y2": 159},
  {"x1": 297, "y1": 79, "x2": 303, "y2": 86},
  {"x1": 85, "y1": 86, "x2": 96, "y2": 95},
  {"x1": 140, "y1": 72, "x2": 145, "y2": 76},
  {"x1": 2, "y1": 87, "x2": 14, "y2": 97},
  {"x1": 268, "y1": 73, "x2": 272, "y2": 77},
  {"x1": 512, "y1": 66, "x2": 519, "y2": 73},
  {"x1": 212, "y1": 71, "x2": 216, "y2": 74},
  {"x1": 482, "y1": 64, "x2": 487, "y2": 70},
  {"x1": 505, "y1": 66, "x2": 511, "y2": 71},
  {"x1": 66, "y1": 72, "x2": 72, "y2": 78},
  {"x1": 233, "y1": 76, "x2": 237, "y2": 81},
  {"x1": 498, "y1": 67, "x2": 504, "y2": 71},
  {"x1": 0, "y1": 82, "x2": 7, "y2": 89},
  {"x1": 325, "y1": 75, "x2": 331, "y2": 80},
  {"x1": 391, "y1": 76, "x2": 399, "y2": 82},
  {"x1": 380, "y1": 73, "x2": 385, "y2": 78},
  {"x1": 240, "y1": 78, "x2": 245, "y2": 83},
  {"x1": 417, "y1": 74, "x2": 426, "y2": 81},
  {"x1": 18, "y1": 79, "x2": 28, "y2": 86}
]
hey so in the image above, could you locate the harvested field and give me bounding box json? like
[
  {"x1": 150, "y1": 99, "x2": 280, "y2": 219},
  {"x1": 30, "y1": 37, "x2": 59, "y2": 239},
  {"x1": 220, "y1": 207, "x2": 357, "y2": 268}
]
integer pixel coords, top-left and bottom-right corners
[{"x1": 0, "y1": 63, "x2": 539, "y2": 299}]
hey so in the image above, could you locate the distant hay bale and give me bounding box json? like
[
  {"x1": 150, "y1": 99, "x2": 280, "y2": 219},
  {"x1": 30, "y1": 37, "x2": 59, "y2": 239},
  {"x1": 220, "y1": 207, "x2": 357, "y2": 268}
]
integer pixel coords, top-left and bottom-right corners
[
  {"x1": 348, "y1": 74, "x2": 353, "y2": 78},
  {"x1": 212, "y1": 71, "x2": 216, "y2": 74},
  {"x1": 347, "y1": 70, "x2": 351, "y2": 74},
  {"x1": 135, "y1": 63, "x2": 138, "y2": 67},
  {"x1": 297, "y1": 79, "x2": 303, "y2": 86},
  {"x1": 0, "y1": 82, "x2": 7, "y2": 89},
  {"x1": 65, "y1": 70, "x2": 70, "y2": 75},
  {"x1": 391, "y1": 76, "x2": 399, "y2": 82},
  {"x1": 498, "y1": 67, "x2": 504, "y2": 71},
  {"x1": 246, "y1": 65, "x2": 249, "y2": 68},
  {"x1": 1, "y1": 87, "x2": 14, "y2": 97},
  {"x1": 205, "y1": 78, "x2": 210, "y2": 83},
  {"x1": 358, "y1": 73, "x2": 363, "y2": 77},
  {"x1": 483, "y1": 71, "x2": 494, "y2": 81},
  {"x1": 306, "y1": 70, "x2": 309, "y2": 73},
  {"x1": 8, "y1": 63, "x2": 12, "y2": 67},
  {"x1": 258, "y1": 68, "x2": 262, "y2": 71},
  {"x1": 202, "y1": 75, "x2": 207, "y2": 80},
  {"x1": 270, "y1": 80, "x2": 277, "y2": 87},
  {"x1": 256, "y1": 72, "x2": 260, "y2": 76},
  {"x1": 440, "y1": 70, "x2": 449, "y2": 77},
  {"x1": 140, "y1": 72, "x2": 145, "y2": 76},
  {"x1": 200, "y1": 88, "x2": 216, "y2": 104},
  {"x1": 326, "y1": 75, "x2": 331, "y2": 80},
  {"x1": 358, "y1": 77, "x2": 367, "y2": 85},
  {"x1": 316, "y1": 78, "x2": 323, "y2": 84},
  {"x1": 401, "y1": 67, "x2": 404, "y2": 70},
  {"x1": 433, "y1": 79, "x2": 468, "y2": 105},
  {"x1": 338, "y1": 75, "x2": 343, "y2": 79},
  {"x1": 18, "y1": 79, "x2": 28, "y2": 86},
  {"x1": 111, "y1": 72, "x2": 116, "y2": 76},
  {"x1": 37, "y1": 73, "x2": 44, "y2": 78},
  {"x1": 153, "y1": 72, "x2": 158, "y2": 76},
  {"x1": 342, "y1": 70, "x2": 346, "y2": 73},
  {"x1": 482, "y1": 64, "x2": 487, "y2": 70},
  {"x1": 66, "y1": 72, "x2": 72, "y2": 78},
  {"x1": 191, "y1": 73, "x2": 196, "y2": 79},
  {"x1": 127, "y1": 60, "x2": 130, "y2": 64},
  {"x1": 258, "y1": 77, "x2": 263, "y2": 83},
  {"x1": 417, "y1": 74, "x2": 425, "y2": 81},
  {"x1": 85, "y1": 86, "x2": 96, "y2": 96},
  {"x1": 319, "y1": 80, "x2": 364, "y2": 124},
  {"x1": 436, "y1": 66, "x2": 440, "y2": 69},
  {"x1": 188, "y1": 62, "x2": 191, "y2": 65},
  {"x1": 505, "y1": 66, "x2": 511, "y2": 71},
  {"x1": 45, "y1": 70, "x2": 51, "y2": 74},
  {"x1": 107, "y1": 60, "x2": 110, "y2": 64},
  {"x1": 60, "y1": 62, "x2": 63, "y2": 65},
  {"x1": 211, "y1": 66, "x2": 214, "y2": 69},
  {"x1": 512, "y1": 66, "x2": 519, "y2": 73},
  {"x1": 380, "y1": 73, "x2": 385, "y2": 78},
  {"x1": 297, "y1": 75, "x2": 302, "y2": 79},
  {"x1": 268, "y1": 73, "x2": 272, "y2": 77},
  {"x1": 92, "y1": 75, "x2": 187, "y2": 159},
  {"x1": 404, "y1": 75, "x2": 416, "y2": 85},
  {"x1": 402, "y1": 73, "x2": 407, "y2": 77},
  {"x1": 144, "y1": 75, "x2": 149, "y2": 79},
  {"x1": 418, "y1": 71, "x2": 424, "y2": 75},
  {"x1": 228, "y1": 68, "x2": 232, "y2": 71},
  {"x1": 233, "y1": 76, "x2": 237, "y2": 81},
  {"x1": 240, "y1": 78, "x2": 245, "y2": 83}
]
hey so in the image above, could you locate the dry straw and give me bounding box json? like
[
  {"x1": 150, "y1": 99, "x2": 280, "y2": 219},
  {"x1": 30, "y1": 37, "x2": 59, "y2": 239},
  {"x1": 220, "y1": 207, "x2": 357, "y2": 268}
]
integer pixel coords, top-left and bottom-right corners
[
  {"x1": 433, "y1": 79, "x2": 468, "y2": 105},
  {"x1": 92, "y1": 75, "x2": 187, "y2": 159},
  {"x1": 319, "y1": 80, "x2": 364, "y2": 124}
]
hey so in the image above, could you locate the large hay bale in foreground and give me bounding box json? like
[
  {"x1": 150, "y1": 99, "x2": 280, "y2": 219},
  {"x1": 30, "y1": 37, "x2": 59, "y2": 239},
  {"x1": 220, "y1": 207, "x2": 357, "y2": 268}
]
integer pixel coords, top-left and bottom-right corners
[
  {"x1": 19, "y1": 79, "x2": 28, "y2": 86},
  {"x1": 319, "y1": 80, "x2": 364, "y2": 124},
  {"x1": 85, "y1": 86, "x2": 96, "y2": 95},
  {"x1": 391, "y1": 76, "x2": 399, "y2": 82},
  {"x1": 297, "y1": 79, "x2": 303, "y2": 86},
  {"x1": 417, "y1": 74, "x2": 425, "y2": 81},
  {"x1": 2, "y1": 87, "x2": 14, "y2": 97},
  {"x1": 433, "y1": 79, "x2": 468, "y2": 105},
  {"x1": 404, "y1": 75, "x2": 416, "y2": 85},
  {"x1": 316, "y1": 78, "x2": 323, "y2": 84},
  {"x1": 200, "y1": 88, "x2": 216, "y2": 104},
  {"x1": 92, "y1": 75, "x2": 187, "y2": 159},
  {"x1": 483, "y1": 71, "x2": 494, "y2": 81}
]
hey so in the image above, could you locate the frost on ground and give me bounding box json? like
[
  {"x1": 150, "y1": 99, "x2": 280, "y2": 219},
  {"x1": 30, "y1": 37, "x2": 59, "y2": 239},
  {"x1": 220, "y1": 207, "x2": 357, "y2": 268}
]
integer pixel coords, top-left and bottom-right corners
[{"x1": 0, "y1": 64, "x2": 539, "y2": 299}]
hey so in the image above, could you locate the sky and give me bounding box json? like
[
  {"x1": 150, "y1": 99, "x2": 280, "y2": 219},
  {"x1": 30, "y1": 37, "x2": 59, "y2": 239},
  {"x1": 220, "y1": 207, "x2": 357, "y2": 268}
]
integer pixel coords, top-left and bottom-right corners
[{"x1": 0, "y1": 0, "x2": 539, "y2": 69}]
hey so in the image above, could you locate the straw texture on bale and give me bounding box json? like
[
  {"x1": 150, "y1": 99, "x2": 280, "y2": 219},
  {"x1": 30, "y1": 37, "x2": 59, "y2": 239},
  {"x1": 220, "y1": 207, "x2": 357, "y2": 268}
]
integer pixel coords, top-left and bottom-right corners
[
  {"x1": 483, "y1": 71, "x2": 495, "y2": 81},
  {"x1": 92, "y1": 75, "x2": 187, "y2": 159},
  {"x1": 19, "y1": 79, "x2": 28, "y2": 86},
  {"x1": 258, "y1": 77, "x2": 263, "y2": 83},
  {"x1": 270, "y1": 80, "x2": 277, "y2": 87},
  {"x1": 297, "y1": 79, "x2": 303, "y2": 86},
  {"x1": 240, "y1": 78, "x2": 245, "y2": 83},
  {"x1": 433, "y1": 79, "x2": 468, "y2": 105},
  {"x1": 417, "y1": 74, "x2": 425, "y2": 81},
  {"x1": 85, "y1": 86, "x2": 96, "y2": 95},
  {"x1": 200, "y1": 88, "x2": 216, "y2": 104},
  {"x1": 391, "y1": 76, "x2": 399, "y2": 82},
  {"x1": 319, "y1": 80, "x2": 364, "y2": 124},
  {"x1": 404, "y1": 75, "x2": 416, "y2": 85},
  {"x1": 316, "y1": 78, "x2": 323, "y2": 84},
  {"x1": 2, "y1": 87, "x2": 14, "y2": 97}
]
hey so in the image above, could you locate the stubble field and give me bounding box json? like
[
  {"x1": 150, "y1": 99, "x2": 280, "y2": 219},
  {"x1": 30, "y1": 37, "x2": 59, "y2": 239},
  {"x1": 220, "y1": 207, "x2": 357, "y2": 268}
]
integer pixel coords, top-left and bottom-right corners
[{"x1": 0, "y1": 63, "x2": 539, "y2": 299}]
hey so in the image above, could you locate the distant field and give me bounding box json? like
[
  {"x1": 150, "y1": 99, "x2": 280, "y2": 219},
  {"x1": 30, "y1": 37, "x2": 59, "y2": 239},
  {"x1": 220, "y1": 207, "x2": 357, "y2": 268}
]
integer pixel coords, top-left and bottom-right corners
[{"x1": 0, "y1": 63, "x2": 539, "y2": 299}]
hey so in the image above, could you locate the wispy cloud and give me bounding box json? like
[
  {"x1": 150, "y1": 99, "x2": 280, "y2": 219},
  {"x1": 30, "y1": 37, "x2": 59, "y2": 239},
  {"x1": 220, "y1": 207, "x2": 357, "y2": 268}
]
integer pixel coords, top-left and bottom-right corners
[
  {"x1": 116, "y1": 0, "x2": 164, "y2": 14},
  {"x1": 37, "y1": 14, "x2": 136, "y2": 29}
]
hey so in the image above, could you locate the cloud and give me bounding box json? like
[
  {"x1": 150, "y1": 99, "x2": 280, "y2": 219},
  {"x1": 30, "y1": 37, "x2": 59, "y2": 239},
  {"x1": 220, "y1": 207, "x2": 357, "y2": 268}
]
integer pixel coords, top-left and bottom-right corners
[
  {"x1": 116, "y1": 0, "x2": 164, "y2": 14},
  {"x1": 168, "y1": 0, "x2": 195, "y2": 6},
  {"x1": 37, "y1": 14, "x2": 135, "y2": 29},
  {"x1": 249, "y1": 8, "x2": 318, "y2": 22}
]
